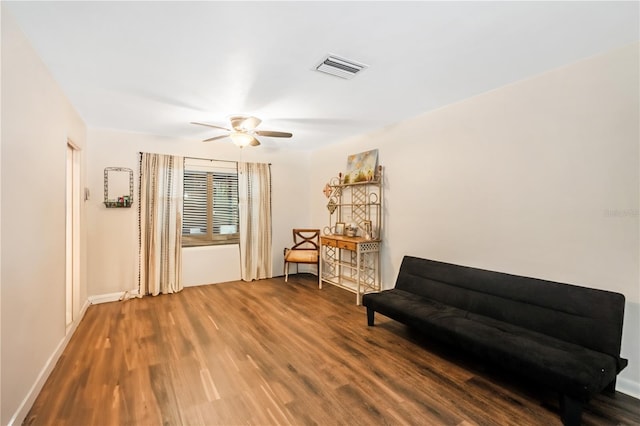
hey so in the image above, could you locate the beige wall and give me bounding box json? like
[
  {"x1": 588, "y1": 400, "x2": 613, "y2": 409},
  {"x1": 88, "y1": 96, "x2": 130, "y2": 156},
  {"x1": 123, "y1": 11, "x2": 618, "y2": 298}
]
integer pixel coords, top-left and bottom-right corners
[
  {"x1": 86, "y1": 128, "x2": 312, "y2": 297},
  {"x1": 311, "y1": 43, "x2": 640, "y2": 396},
  {"x1": 1, "y1": 10, "x2": 88, "y2": 425}
]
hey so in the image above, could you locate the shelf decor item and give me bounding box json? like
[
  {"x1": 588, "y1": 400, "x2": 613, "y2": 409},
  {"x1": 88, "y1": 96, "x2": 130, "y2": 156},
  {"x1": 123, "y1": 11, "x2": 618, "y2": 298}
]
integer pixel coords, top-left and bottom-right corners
[
  {"x1": 343, "y1": 149, "x2": 378, "y2": 184},
  {"x1": 323, "y1": 183, "x2": 332, "y2": 198},
  {"x1": 326, "y1": 199, "x2": 337, "y2": 214},
  {"x1": 361, "y1": 220, "x2": 373, "y2": 240}
]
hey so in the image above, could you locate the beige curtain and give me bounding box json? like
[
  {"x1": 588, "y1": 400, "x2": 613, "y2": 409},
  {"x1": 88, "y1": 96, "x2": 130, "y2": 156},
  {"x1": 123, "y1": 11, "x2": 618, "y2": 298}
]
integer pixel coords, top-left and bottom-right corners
[
  {"x1": 139, "y1": 153, "x2": 184, "y2": 295},
  {"x1": 238, "y1": 162, "x2": 273, "y2": 281}
]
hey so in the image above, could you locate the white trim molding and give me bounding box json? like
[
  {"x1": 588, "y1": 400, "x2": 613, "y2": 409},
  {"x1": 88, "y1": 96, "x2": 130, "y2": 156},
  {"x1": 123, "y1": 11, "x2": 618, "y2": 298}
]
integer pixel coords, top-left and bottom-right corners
[
  {"x1": 618, "y1": 377, "x2": 640, "y2": 400},
  {"x1": 87, "y1": 288, "x2": 140, "y2": 305}
]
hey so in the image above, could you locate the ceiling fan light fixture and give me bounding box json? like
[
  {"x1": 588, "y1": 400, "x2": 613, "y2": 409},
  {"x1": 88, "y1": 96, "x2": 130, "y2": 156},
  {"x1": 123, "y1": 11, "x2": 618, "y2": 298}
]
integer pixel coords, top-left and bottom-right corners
[
  {"x1": 192, "y1": 116, "x2": 289, "y2": 146},
  {"x1": 230, "y1": 131, "x2": 254, "y2": 148}
]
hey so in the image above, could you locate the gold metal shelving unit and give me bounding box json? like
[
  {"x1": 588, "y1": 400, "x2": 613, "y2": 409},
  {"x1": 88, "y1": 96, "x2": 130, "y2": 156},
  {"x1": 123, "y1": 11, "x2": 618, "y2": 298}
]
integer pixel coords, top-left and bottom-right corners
[{"x1": 320, "y1": 166, "x2": 383, "y2": 305}]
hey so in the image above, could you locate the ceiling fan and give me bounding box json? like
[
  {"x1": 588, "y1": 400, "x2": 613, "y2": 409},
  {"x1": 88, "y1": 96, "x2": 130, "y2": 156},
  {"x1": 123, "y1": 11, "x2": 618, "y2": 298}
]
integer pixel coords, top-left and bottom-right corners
[{"x1": 191, "y1": 115, "x2": 293, "y2": 147}]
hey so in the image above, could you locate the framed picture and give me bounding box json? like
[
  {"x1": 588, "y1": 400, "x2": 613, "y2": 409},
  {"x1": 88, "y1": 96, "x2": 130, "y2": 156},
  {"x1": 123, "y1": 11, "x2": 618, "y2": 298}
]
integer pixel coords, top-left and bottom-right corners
[
  {"x1": 334, "y1": 222, "x2": 345, "y2": 235},
  {"x1": 344, "y1": 149, "x2": 378, "y2": 184}
]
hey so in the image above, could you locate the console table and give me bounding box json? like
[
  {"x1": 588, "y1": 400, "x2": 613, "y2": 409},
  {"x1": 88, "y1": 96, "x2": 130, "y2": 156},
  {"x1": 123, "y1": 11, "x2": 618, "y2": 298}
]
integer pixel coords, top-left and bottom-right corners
[{"x1": 320, "y1": 234, "x2": 381, "y2": 305}]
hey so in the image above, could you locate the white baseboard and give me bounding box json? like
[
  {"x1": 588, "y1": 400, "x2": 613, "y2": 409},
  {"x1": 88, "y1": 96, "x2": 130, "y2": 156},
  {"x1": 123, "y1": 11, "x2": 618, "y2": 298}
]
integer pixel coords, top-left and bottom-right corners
[
  {"x1": 617, "y1": 377, "x2": 640, "y2": 399},
  {"x1": 88, "y1": 288, "x2": 140, "y2": 304},
  {"x1": 8, "y1": 299, "x2": 91, "y2": 426}
]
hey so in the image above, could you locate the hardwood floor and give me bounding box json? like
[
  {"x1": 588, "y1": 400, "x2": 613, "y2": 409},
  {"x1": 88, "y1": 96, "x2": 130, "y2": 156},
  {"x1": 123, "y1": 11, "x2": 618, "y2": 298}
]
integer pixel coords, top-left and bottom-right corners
[{"x1": 25, "y1": 274, "x2": 639, "y2": 425}]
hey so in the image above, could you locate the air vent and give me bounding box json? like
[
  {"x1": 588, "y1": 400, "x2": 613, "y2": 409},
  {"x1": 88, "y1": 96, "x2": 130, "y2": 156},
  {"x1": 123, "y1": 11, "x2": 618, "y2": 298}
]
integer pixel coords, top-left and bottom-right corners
[{"x1": 315, "y1": 55, "x2": 368, "y2": 79}]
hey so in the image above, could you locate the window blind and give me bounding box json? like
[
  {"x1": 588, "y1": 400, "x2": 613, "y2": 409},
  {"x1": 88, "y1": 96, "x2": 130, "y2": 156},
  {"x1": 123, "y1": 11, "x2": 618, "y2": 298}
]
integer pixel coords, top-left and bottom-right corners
[{"x1": 182, "y1": 159, "x2": 239, "y2": 246}]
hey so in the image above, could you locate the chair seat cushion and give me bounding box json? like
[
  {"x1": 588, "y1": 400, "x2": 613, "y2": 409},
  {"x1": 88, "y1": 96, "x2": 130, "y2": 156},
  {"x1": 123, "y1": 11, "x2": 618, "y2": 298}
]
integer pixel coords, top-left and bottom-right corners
[{"x1": 285, "y1": 249, "x2": 318, "y2": 263}]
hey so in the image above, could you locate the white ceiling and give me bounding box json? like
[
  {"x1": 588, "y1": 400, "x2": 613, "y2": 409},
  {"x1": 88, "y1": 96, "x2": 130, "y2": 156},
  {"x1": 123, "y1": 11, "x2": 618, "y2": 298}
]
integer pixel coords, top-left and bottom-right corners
[{"x1": 5, "y1": 1, "x2": 639, "y2": 151}]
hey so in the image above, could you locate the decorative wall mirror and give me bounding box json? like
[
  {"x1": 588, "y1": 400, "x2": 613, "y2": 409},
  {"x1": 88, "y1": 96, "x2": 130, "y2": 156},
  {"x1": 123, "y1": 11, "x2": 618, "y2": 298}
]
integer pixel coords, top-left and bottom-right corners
[{"x1": 104, "y1": 167, "x2": 133, "y2": 207}]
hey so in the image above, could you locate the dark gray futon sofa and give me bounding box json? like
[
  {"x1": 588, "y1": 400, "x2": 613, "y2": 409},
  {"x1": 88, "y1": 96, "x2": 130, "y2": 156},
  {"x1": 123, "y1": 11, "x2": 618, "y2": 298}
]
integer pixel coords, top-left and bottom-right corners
[{"x1": 362, "y1": 256, "x2": 628, "y2": 426}]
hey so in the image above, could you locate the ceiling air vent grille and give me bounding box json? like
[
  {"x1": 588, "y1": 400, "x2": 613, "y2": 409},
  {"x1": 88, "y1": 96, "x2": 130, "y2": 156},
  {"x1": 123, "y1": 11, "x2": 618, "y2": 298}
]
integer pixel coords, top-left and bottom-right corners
[{"x1": 315, "y1": 55, "x2": 367, "y2": 79}]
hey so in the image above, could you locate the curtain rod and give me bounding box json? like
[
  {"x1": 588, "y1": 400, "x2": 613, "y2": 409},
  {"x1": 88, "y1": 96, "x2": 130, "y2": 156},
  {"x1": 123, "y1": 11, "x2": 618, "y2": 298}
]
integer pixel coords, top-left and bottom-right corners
[{"x1": 137, "y1": 152, "x2": 271, "y2": 165}]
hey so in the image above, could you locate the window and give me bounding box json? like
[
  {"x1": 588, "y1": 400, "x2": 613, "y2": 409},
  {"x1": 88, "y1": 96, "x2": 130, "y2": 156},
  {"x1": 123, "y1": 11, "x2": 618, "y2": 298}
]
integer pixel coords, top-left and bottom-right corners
[{"x1": 182, "y1": 159, "x2": 239, "y2": 246}]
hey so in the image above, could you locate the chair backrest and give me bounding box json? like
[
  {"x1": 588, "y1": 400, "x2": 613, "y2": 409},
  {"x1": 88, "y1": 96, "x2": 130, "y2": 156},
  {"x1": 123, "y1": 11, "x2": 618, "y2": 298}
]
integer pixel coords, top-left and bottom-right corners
[{"x1": 291, "y1": 229, "x2": 320, "y2": 250}]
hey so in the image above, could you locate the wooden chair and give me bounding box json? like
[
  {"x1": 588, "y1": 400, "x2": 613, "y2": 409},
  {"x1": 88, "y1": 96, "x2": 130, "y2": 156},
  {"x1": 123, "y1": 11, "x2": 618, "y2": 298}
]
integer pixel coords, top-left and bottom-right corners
[{"x1": 284, "y1": 229, "x2": 320, "y2": 284}]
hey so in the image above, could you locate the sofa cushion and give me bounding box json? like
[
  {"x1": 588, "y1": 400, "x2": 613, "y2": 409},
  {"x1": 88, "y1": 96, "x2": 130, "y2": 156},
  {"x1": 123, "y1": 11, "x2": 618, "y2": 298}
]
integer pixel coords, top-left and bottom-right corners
[
  {"x1": 363, "y1": 289, "x2": 619, "y2": 399},
  {"x1": 447, "y1": 313, "x2": 618, "y2": 398}
]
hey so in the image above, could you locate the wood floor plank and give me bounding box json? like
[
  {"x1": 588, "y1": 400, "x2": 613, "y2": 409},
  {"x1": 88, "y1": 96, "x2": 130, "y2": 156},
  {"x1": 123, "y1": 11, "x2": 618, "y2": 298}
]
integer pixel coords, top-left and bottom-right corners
[{"x1": 24, "y1": 274, "x2": 639, "y2": 425}]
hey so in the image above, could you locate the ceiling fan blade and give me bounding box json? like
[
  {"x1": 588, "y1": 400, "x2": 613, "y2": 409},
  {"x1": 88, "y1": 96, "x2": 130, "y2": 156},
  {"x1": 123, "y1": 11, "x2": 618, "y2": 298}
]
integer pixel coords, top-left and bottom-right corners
[
  {"x1": 249, "y1": 137, "x2": 261, "y2": 147},
  {"x1": 191, "y1": 121, "x2": 230, "y2": 131},
  {"x1": 243, "y1": 116, "x2": 262, "y2": 130},
  {"x1": 230, "y1": 115, "x2": 261, "y2": 131},
  {"x1": 255, "y1": 130, "x2": 293, "y2": 138},
  {"x1": 202, "y1": 134, "x2": 229, "y2": 142},
  {"x1": 229, "y1": 116, "x2": 245, "y2": 130}
]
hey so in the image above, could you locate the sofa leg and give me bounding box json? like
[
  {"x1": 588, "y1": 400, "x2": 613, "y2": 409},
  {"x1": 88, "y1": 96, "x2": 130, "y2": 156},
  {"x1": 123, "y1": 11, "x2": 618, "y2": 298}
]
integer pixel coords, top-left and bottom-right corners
[
  {"x1": 559, "y1": 394, "x2": 583, "y2": 426},
  {"x1": 366, "y1": 308, "x2": 375, "y2": 326},
  {"x1": 603, "y1": 379, "x2": 617, "y2": 396}
]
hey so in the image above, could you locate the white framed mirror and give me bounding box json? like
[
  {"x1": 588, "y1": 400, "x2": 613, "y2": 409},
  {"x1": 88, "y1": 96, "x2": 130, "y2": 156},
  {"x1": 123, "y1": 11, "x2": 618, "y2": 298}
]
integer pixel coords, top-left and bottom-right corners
[{"x1": 104, "y1": 167, "x2": 133, "y2": 207}]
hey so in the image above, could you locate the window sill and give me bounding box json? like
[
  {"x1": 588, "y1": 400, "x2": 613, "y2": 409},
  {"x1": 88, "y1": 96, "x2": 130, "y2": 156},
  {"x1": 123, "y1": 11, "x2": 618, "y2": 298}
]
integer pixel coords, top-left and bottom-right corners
[{"x1": 182, "y1": 238, "x2": 240, "y2": 248}]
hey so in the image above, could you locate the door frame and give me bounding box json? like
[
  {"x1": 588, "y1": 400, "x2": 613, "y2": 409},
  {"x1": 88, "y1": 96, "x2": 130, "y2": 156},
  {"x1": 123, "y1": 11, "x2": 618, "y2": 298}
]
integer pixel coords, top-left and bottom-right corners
[{"x1": 66, "y1": 140, "x2": 81, "y2": 330}]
